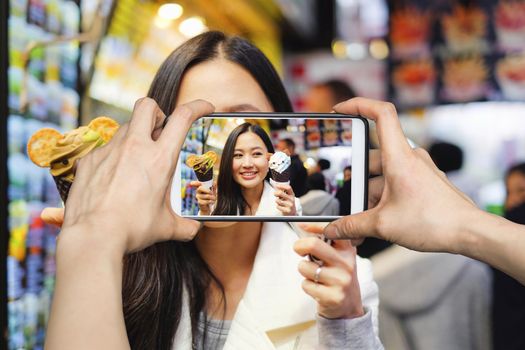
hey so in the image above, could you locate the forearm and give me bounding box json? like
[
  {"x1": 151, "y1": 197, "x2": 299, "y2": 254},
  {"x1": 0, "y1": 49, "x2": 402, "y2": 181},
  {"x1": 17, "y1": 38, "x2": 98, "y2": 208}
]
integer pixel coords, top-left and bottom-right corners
[
  {"x1": 45, "y1": 228, "x2": 130, "y2": 350},
  {"x1": 460, "y1": 209, "x2": 525, "y2": 285},
  {"x1": 317, "y1": 309, "x2": 384, "y2": 350}
]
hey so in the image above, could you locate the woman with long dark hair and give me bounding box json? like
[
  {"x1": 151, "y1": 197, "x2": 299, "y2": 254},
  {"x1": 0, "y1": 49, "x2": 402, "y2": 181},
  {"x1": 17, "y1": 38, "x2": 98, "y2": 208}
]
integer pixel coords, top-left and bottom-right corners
[
  {"x1": 193, "y1": 122, "x2": 299, "y2": 217},
  {"x1": 44, "y1": 31, "x2": 382, "y2": 349}
]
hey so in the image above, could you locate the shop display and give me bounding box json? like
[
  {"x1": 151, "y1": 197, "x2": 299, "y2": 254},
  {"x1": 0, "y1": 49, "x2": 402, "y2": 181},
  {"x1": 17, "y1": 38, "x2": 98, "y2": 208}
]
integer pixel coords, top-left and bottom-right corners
[
  {"x1": 496, "y1": 54, "x2": 525, "y2": 100},
  {"x1": 304, "y1": 119, "x2": 352, "y2": 149},
  {"x1": 6, "y1": 1, "x2": 81, "y2": 348},
  {"x1": 388, "y1": 0, "x2": 525, "y2": 109}
]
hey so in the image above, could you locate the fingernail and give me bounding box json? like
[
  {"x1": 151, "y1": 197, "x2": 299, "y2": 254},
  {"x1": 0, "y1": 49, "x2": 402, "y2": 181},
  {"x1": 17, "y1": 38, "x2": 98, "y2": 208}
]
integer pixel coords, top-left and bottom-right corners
[{"x1": 324, "y1": 224, "x2": 338, "y2": 239}]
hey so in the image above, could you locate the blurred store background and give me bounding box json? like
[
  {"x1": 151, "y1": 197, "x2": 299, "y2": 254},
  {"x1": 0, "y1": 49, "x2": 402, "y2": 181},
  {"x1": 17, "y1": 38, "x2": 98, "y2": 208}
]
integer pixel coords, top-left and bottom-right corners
[{"x1": 2, "y1": 0, "x2": 525, "y2": 349}]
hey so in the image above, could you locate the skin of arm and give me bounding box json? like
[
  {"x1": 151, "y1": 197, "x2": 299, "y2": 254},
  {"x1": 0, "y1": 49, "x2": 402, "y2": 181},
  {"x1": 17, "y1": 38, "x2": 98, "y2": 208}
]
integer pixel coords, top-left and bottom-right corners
[
  {"x1": 461, "y1": 210, "x2": 525, "y2": 284},
  {"x1": 44, "y1": 98, "x2": 213, "y2": 349},
  {"x1": 321, "y1": 97, "x2": 525, "y2": 285}
]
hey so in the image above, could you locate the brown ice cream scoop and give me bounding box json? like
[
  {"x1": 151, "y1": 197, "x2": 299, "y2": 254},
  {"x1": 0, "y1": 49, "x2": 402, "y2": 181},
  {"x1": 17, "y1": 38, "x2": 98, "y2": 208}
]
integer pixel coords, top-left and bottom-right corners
[{"x1": 185, "y1": 151, "x2": 218, "y2": 179}]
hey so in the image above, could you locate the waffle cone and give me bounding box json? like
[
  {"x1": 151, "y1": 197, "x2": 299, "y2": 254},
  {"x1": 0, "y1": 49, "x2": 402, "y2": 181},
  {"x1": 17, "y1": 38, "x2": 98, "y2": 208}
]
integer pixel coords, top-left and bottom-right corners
[
  {"x1": 195, "y1": 168, "x2": 213, "y2": 182},
  {"x1": 53, "y1": 176, "x2": 73, "y2": 203},
  {"x1": 270, "y1": 168, "x2": 290, "y2": 183}
]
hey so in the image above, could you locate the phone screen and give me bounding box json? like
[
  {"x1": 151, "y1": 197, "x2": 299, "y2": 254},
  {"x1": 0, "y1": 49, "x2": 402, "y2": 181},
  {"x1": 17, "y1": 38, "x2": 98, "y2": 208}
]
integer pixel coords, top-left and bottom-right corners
[{"x1": 171, "y1": 113, "x2": 368, "y2": 221}]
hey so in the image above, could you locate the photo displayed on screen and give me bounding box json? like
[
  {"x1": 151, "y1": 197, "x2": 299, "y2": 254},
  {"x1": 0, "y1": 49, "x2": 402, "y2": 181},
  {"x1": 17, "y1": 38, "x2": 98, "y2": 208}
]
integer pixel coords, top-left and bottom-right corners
[{"x1": 179, "y1": 117, "x2": 359, "y2": 218}]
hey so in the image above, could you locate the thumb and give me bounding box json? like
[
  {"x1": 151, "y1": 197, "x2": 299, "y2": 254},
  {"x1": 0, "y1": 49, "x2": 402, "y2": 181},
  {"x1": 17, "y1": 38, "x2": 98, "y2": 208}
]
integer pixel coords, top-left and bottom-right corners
[
  {"x1": 41, "y1": 207, "x2": 65, "y2": 228},
  {"x1": 323, "y1": 209, "x2": 379, "y2": 243},
  {"x1": 172, "y1": 217, "x2": 202, "y2": 241}
]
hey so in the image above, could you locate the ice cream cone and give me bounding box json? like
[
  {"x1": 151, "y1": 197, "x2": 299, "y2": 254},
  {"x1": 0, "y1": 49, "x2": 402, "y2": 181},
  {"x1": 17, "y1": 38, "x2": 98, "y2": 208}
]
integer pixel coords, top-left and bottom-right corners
[
  {"x1": 269, "y1": 151, "x2": 292, "y2": 186},
  {"x1": 27, "y1": 116, "x2": 120, "y2": 204},
  {"x1": 270, "y1": 168, "x2": 291, "y2": 184},
  {"x1": 53, "y1": 176, "x2": 73, "y2": 202},
  {"x1": 196, "y1": 168, "x2": 214, "y2": 189},
  {"x1": 195, "y1": 167, "x2": 213, "y2": 182},
  {"x1": 185, "y1": 151, "x2": 217, "y2": 189}
]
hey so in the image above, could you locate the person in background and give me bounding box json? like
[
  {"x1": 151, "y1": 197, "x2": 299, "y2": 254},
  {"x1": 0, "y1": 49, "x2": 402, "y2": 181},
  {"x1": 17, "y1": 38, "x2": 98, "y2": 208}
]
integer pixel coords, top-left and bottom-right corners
[
  {"x1": 504, "y1": 162, "x2": 525, "y2": 211},
  {"x1": 343, "y1": 166, "x2": 352, "y2": 182},
  {"x1": 304, "y1": 79, "x2": 357, "y2": 113},
  {"x1": 276, "y1": 138, "x2": 308, "y2": 197},
  {"x1": 300, "y1": 172, "x2": 339, "y2": 216},
  {"x1": 428, "y1": 141, "x2": 480, "y2": 204},
  {"x1": 336, "y1": 166, "x2": 352, "y2": 216},
  {"x1": 492, "y1": 162, "x2": 525, "y2": 350}
]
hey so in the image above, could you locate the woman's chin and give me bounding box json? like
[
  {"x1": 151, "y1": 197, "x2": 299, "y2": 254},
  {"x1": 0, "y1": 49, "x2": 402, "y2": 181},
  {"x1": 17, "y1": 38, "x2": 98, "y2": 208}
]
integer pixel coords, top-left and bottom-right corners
[{"x1": 236, "y1": 177, "x2": 263, "y2": 189}]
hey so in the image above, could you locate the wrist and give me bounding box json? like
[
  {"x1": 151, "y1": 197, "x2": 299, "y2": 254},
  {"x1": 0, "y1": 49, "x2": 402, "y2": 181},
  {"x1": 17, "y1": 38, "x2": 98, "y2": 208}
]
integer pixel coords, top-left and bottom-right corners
[
  {"x1": 58, "y1": 223, "x2": 127, "y2": 261},
  {"x1": 457, "y1": 207, "x2": 502, "y2": 260},
  {"x1": 320, "y1": 304, "x2": 364, "y2": 320}
]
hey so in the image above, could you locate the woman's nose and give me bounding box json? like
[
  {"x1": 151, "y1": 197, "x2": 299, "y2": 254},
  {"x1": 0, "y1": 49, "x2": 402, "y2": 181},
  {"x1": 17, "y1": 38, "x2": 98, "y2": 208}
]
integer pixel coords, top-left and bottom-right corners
[{"x1": 242, "y1": 156, "x2": 253, "y2": 167}]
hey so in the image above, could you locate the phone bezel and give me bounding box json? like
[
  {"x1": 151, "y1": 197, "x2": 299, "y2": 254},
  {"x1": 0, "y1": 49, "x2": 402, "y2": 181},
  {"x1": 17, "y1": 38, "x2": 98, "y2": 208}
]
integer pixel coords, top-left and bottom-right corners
[{"x1": 172, "y1": 112, "x2": 369, "y2": 222}]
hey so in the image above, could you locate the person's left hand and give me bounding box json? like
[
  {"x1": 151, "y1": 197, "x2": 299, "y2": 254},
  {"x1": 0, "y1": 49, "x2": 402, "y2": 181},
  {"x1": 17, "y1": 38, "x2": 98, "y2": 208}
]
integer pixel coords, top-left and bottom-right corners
[
  {"x1": 274, "y1": 183, "x2": 297, "y2": 216},
  {"x1": 294, "y1": 224, "x2": 364, "y2": 319}
]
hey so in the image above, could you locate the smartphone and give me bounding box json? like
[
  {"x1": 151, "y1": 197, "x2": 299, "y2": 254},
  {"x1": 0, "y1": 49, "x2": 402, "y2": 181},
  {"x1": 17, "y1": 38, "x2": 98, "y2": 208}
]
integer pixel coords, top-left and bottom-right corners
[{"x1": 171, "y1": 112, "x2": 369, "y2": 222}]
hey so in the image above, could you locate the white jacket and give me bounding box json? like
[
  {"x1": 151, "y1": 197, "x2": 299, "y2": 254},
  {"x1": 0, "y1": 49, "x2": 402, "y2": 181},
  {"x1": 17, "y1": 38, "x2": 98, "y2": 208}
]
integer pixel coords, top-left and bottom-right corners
[{"x1": 173, "y1": 182, "x2": 380, "y2": 349}]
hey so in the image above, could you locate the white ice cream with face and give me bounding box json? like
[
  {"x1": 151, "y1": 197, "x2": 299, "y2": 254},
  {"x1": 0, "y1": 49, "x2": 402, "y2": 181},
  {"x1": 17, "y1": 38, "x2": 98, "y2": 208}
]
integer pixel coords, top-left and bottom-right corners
[{"x1": 269, "y1": 151, "x2": 291, "y2": 174}]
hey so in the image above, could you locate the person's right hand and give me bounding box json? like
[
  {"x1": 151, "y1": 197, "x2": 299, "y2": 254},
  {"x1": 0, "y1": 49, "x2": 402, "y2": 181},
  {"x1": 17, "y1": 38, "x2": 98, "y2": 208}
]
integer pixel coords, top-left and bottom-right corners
[
  {"x1": 190, "y1": 181, "x2": 216, "y2": 215},
  {"x1": 323, "y1": 98, "x2": 478, "y2": 254},
  {"x1": 59, "y1": 98, "x2": 214, "y2": 255}
]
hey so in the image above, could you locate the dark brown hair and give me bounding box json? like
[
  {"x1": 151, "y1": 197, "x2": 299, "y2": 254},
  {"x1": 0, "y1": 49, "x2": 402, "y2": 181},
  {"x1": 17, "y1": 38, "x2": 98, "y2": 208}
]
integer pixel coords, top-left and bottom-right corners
[
  {"x1": 213, "y1": 122, "x2": 275, "y2": 215},
  {"x1": 122, "y1": 31, "x2": 292, "y2": 349}
]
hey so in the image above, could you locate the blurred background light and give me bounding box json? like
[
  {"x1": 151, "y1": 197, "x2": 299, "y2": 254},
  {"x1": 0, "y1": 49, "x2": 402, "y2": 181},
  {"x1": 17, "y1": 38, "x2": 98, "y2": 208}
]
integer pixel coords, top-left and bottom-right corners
[
  {"x1": 179, "y1": 16, "x2": 207, "y2": 38},
  {"x1": 158, "y1": 3, "x2": 183, "y2": 20}
]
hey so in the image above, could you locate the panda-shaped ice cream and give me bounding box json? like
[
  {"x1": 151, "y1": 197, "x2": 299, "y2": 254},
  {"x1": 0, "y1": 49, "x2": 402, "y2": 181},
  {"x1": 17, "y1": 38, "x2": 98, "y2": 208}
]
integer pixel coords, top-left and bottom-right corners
[{"x1": 269, "y1": 151, "x2": 292, "y2": 184}]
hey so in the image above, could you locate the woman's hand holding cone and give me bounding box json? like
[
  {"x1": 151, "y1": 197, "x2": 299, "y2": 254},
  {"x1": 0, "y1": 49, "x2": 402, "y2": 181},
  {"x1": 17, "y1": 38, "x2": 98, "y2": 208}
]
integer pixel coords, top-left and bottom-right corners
[
  {"x1": 274, "y1": 183, "x2": 297, "y2": 216},
  {"x1": 190, "y1": 180, "x2": 216, "y2": 215}
]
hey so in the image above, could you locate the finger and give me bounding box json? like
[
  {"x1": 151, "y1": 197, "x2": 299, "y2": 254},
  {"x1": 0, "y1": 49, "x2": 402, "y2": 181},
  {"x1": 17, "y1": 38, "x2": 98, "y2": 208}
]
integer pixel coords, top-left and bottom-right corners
[
  {"x1": 41, "y1": 207, "x2": 65, "y2": 228},
  {"x1": 294, "y1": 237, "x2": 344, "y2": 267},
  {"x1": 369, "y1": 149, "x2": 382, "y2": 175},
  {"x1": 128, "y1": 97, "x2": 163, "y2": 139},
  {"x1": 197, "y1": 194, "x2": 215, "y2": 202},
  {"x1": 368, "y1": 176, "x2": 384, "y2": 209},
  {"x1": 297, "y1": 223, "x2": 328, "y2": 235},
  {"x1": 151, "y1": 109, "x2": 168, "y2": 141},
  {"x1": 323, "y1": 209, "x2": 379, "y2": 243},
  {"x1": 189, "y1": 181, "x2": 202, "y2": 188},
  {"x1": 275, "y1": 184, "x2": 294, "y2": 196},
  {"x1": 276, "y1": 203, "x2": 290, "y2": 213},
  {"x1": 334, "y1": 97, "x2": 411, "y2": 159},
  {"x1": 301, "y1": 279, "x2": 342, "y2": 303},
  {"x1": 106, "y1": 122, "x2": 128, "y2": 146},
  {"x1": 298, "y1": 261, "x2": 351, "y2": 286},
  {"x1": 171, "y1": 217, "x2": 201, "y2": 241},
  {"x1": 197, "y1": 187, "x2": 212, "y2": 195},
  {"x1": 158, "y1": 100, "x2": 214, "y2": 157}
]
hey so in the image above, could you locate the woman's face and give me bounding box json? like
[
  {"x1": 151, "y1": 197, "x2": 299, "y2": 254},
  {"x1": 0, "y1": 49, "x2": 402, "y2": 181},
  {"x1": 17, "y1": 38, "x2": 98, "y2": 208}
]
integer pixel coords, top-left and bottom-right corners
[
  {"x1": 232, "y1": 132, "x2": 269, "y2": 189},
  {"x1": 176, "y1": 58, "x2": 273, "y2": 113},
  {"x1": 506, "y1": 171, "x2": 525, "y2": 210}
]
